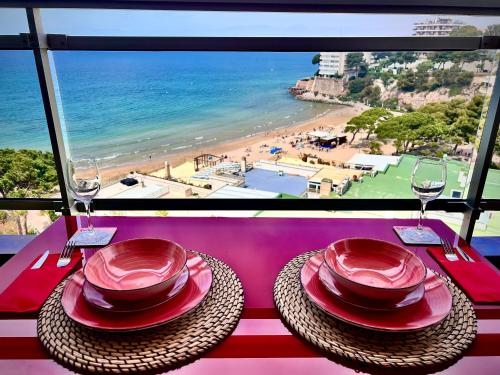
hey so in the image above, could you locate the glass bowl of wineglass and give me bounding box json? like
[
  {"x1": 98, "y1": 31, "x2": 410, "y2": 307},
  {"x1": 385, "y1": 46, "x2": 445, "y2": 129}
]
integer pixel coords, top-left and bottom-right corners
[
  {"x1": 408, "y1": 156, "x2": 447, "y2": 242},
  {"x1": 67, "y1": 158, "x2": 113, "y2": 245}
]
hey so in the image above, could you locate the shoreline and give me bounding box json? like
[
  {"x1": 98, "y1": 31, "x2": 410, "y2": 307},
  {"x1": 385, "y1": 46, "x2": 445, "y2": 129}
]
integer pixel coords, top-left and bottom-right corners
[{"x1": 97, "y1": 102, "x2": 369, "y2": 185}]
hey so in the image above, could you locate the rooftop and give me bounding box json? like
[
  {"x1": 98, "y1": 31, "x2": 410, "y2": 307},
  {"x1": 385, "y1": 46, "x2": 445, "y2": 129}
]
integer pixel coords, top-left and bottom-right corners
[{"x1": 347, "y1": 154, "x2": 401, "y2": 173}]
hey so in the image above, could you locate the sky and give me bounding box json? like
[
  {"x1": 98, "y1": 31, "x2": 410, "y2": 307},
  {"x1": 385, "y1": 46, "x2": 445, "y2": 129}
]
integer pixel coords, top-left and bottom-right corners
[{"x1": 1, "y1": 8, "x2": 500, "y2": 36}]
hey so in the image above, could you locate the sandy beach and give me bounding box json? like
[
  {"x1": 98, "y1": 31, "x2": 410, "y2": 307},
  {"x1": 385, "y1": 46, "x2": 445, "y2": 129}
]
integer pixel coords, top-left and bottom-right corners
[{"x1": 97, "y1": 102, "x2": 395, "y2": 185}]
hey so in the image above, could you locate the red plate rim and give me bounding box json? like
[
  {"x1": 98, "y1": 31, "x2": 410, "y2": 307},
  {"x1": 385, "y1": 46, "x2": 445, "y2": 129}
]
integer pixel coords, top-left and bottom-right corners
[
  {"x1": 82, "y1": 266, "x2": 190, "y2": 313},
  {"x1": 318, "y1": 261, "x2": 425, "y2": 311},
  {"x1": 301, "y1": 252, "x2": 452, "y2": 332},
  {"x1": 62, "y1": 251, "x2": 212, "y2": 331}
]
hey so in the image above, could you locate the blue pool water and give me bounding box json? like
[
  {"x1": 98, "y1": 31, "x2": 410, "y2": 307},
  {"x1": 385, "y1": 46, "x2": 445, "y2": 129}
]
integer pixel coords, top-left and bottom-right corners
[{"x1": 244, "y1": 168, "x2": 307, "y2": 196}]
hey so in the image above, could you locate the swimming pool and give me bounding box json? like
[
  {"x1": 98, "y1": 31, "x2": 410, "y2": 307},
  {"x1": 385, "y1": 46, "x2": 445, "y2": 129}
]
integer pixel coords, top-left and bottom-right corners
[{"x1": 244, "y1": 168, "x2": 307, "y2": 196}]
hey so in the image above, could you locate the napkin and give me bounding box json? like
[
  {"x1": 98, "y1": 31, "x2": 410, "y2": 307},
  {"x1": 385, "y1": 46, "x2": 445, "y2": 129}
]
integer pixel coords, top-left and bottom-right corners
[
  {"x1": 428, "y1": 246, "x2": 500, "y2": 304},
  {"x1": 0, "y1": 253, "x2": 82, "y2": 315}
]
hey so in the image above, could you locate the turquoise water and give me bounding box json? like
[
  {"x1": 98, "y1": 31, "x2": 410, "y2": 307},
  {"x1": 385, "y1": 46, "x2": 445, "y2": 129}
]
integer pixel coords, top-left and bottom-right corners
[{"x1": 0, "y1": 51, "x2": 335, "y2": 167}]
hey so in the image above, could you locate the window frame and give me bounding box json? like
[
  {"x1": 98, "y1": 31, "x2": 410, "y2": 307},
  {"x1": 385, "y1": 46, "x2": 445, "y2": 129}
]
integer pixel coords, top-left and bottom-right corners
[{"x1": 0, "y1": 3, "x2": 498, "y2": 243}]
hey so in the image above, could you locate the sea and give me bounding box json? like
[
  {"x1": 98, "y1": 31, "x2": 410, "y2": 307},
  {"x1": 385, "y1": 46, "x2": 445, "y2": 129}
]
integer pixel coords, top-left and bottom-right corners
[{"x1": 0, "y1": 51, "x2": 336, "y2": 168}]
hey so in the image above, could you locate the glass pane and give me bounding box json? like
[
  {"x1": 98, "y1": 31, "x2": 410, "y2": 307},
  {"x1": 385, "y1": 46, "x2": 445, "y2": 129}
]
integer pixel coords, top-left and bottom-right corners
[
  {"x1": 0, "y1": 51, "x2": 61, "y2": 234},
  {"x1": 0, "y1": 8, "x2": 28, "y2": 34},
  {"x1": 484, "y1": 163, "x2": 500, "y2": 200},
  {"x1": 48, "y1": 50, "x2": 498, "y2": 200},
  {"x1": 40, "y1": 9, "x2": 500, "y2": 37},
  {"x1": 473, "y1": 164, "x2": 500, "y2": 250},
  {"x1": 0, "y1": 209, "x2": 60, "y2": 235}
]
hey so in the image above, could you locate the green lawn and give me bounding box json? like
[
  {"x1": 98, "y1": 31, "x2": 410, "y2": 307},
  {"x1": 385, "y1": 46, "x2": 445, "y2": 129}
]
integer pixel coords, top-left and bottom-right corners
[
  {"x1": 484, "y1": 167, "x2": 500, "y2": 199},
  {"x1": 336, "y1": 154, "x2": 499, "y2": 200}
]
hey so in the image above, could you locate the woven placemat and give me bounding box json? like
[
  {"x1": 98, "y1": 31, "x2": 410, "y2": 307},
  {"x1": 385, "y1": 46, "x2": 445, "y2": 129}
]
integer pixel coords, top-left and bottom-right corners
[
  {"x1": 274, "y1": 250, "x2": 477, "y2": 372},
  {"x1": 38, "y1": 252, "x2": 243, "y2": 375}
]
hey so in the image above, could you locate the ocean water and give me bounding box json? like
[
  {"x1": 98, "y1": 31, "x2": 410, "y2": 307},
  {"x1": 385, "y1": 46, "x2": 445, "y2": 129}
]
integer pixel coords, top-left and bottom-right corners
[{"x1": 0, "y1": 51, "x2": 335, "y2": 167}]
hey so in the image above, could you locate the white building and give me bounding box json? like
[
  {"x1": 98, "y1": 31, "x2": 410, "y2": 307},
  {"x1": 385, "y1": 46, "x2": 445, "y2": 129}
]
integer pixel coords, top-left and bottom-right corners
[
  {"x1": 319, "y1": 52, "x2": 374, "y2": 77},
  {"x1": 413, "y1": 17, "x2": 464, "y2": 36},
  {"x1": 319, "y1": 52, "x2": 346, "y2": 76}
]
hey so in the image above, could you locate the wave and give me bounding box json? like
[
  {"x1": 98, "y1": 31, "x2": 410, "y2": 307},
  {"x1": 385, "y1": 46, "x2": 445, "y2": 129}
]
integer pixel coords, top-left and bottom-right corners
[
  {"x1": 194, "y1": 136, "x2": 204, "y2": 140},
  {"x1": 95, "y1": 153, "x2": 129, "y2": 161},
  {"x1": 195, "y1": 137, "x2": 217, "y2": 145},
  {"x1": 172, "y1": 145, "x2": 192, "y2": 150}
]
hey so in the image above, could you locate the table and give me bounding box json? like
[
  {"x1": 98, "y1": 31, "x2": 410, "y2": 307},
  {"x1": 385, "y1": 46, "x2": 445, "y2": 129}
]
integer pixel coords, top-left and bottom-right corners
[{"x1": 0, "y1": 216, "x2": 499, "y2": 374}]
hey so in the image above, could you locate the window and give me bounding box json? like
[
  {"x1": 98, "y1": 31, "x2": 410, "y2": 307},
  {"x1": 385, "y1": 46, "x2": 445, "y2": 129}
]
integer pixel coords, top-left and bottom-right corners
[
  {"x1": 0, "y1": 50, "x2": 61, "y2": 234},
  {"x1": 0, "y1": 4, "x2": 499, "y2": 241},
  {"x1": 40, "y1": 9, "x2": 500, "y2": 37},
  {"x1": 47, "y1": 49, "x2": 498, "y2": 202}
]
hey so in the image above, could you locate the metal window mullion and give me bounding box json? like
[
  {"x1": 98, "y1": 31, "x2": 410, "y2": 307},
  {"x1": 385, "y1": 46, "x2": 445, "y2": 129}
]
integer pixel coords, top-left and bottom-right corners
[
  {"x1": 25, "y1": 8, "x2": 72, "y2": 215},
  {"x1": 460, "y1": 63, "x2": 500, "y2": 243},
  {"x1": 2, "y1": 1, "x2": 500, "y2": 15},
  {"x1": 46, "y1": 35, "x2": 492, "y2": 52},
  {"x1": 84, "y1": 198, "x2": 470, "y2": 212},
  {"x1": 0, "y1": 198, "x2": 63, "y2": 211},
  {"x1": 0, "y1": 35, "x2": 30, "y2": 50}
]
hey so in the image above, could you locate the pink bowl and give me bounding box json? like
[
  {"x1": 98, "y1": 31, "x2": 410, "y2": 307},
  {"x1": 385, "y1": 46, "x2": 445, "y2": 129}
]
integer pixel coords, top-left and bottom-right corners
[
  {"x1": 84, "y1": 238, "x2": 187, "y2": 302},
  {"x1": 324, "y1": 238, "x2": 426, "y2": 302}
]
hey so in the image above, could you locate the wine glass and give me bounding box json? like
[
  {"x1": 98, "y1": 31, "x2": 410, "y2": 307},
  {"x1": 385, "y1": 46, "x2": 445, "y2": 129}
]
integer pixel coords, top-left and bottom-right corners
[
  {"x1": 410, "y1": 156, "x2": 447, "y2": 237},
  {"x1": 67, "y1": 158, "x2": 101, "y2": 241}
]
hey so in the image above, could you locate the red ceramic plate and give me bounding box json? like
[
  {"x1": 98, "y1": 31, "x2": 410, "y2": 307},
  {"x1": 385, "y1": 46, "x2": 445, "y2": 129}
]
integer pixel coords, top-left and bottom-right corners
[
  {"x1": 302, "y1": 252, "x2": 452, "y2": 332},
  {"x1": 324, "y1": 238, "x2": 426, "y2": 302},
  {"x1": 84, "y1": 238, "x2": 187, "y2": 302},
  {"x1": 62, "y1": 251, "x2": 212, "y2": 331},
  {"x1": 83, "y1": 266, "x2": 189, "y2": 313},
  {"x1": 318, "y1": 261, "x2": 424, "y2": 311}
]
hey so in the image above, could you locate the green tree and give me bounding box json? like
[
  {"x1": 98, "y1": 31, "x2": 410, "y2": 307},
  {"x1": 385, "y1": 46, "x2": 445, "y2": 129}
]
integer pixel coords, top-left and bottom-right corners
[
  {"x1": 379, "y1": 71, "x2": 395, "y2": 86},
  {"x1": 345, "y1": 114, "x2": 369, "y2": 144},
  {"x1": 495, "y1": 132, "x2": 500, "y2": 156},
  {"x1": 383, "y1": 97, "x2": 399, "y2": 110},
  {"x1": 484, "y1": 24, "x2": 500, "y2": 36},
  {"x1": 345, "y1": 53, "x2": 365, "y2": 77},
  {"x1": 0, "y1": 149, "x2": 58, "y2": 235},
  {"x1": 46, "y1": 210, "x2": 60, "y2": 223},
  {"x1": 450, "y1": 51, "x2": 481, "y2": 68},
  {"x1": 399, "y1": 52, "x2": 417, "y2": 68},
  {"x1": 0, "y1": 149, "x2": 58, "y2": 198},
  {"x1": 397, "y1": 70, "x2": 417, "y2": 92},
  {"x1": 361, "y1": 85, "x2": 381, "y2": 107},
  {"x1": 345, "y1": 107, "x2": 392, "y2": 143},
  {"x1": 449, "y1": 25, "x2": 482, "y2": 37},
  {"x1": 429, "y1": 52, "x2": 455, "y2": 70},
  {"x1": 369, "y1": 141, "x2": 383, "y2": 155},
  {"x1": 415, "y1": 96, "x2": 484, "y2": 153},
  {"x1": 373, "y1": 52, "x2": 392, "y2": 62},
  {"x1": 312, "y1": 53, "x2": 321, "y2": 65},
  {"x1": 362, "y1": 107, "x2": 393, "y2": 139},
  {"x1": 414, "y1": 62, "x2": 433, "y2": 91},
  {"x1": 430, "y1": 66, "x2": 473, "y2": 93},
  {"x1": 348, "y1": 77, "x2": 372, "y2": 95},
  {"x1": 376, "y1": 112, "x2": 437, "y2": 153}
]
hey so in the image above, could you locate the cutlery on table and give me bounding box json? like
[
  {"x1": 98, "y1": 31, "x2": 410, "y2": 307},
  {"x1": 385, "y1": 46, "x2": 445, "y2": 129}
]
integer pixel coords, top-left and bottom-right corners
[
  {"x1": 441, "y1": 238, "x2": 458, "y2": 261},
  {"x1": 455, "y1": 245, "x2": 475, "y2": 262},
  {"x1": 31, "y1": 250, "x2": 50, "y2": 269},
  {"x1": 57, "y1": 241, "x2": 76, "y2": 268}
]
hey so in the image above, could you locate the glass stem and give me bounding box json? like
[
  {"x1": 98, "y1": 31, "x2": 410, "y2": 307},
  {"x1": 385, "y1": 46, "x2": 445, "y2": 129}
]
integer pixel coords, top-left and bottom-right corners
[
  {"x1": 418, "y1": 201, "x2": 427, "y2": 230},
  {"x1": 84, "y1": 201, "x2": 94, "y2": 233}
]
